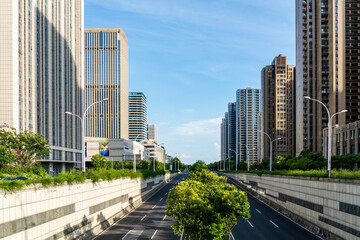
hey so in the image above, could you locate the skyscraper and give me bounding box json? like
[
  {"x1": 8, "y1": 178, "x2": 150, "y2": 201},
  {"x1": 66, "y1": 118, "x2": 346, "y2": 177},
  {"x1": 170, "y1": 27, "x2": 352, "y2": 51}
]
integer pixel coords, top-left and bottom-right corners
[
  {"x1": 129, "y1": 92, "x2": 147, "y2": 142},
  {"x1": 236, "y1": 88, "x2": 261, "y2": 165},
  {"x1": 84, "y1": 28, "x2": 129, "y2": 139},
  {"x1": 228, "y1": 102, "x2": 237, "y2": 161},
  {"x1": 220, "y1": 118, "x2": 226, "y2": 161},
  {"x1": 295, "y1": 0, "x2": 359, "y2": 155},
  {"x1": 148, "y1": 124, "x2": 158, "y2": 143},
  {"x1": 0, "y1": 0, "x2": 84, "y2": 172},
  {"x1": 262, "y1": 55, "x2": 295, "y2": 158}
]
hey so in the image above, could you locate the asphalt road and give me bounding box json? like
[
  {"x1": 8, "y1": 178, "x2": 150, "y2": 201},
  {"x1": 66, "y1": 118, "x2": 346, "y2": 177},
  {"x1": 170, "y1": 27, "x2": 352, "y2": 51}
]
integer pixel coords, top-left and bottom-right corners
[
  {"x1": 93, "y1": 173, "x2": 187, "y2": 240},
  {"x1": 225, "y1": 176, "x2": 322, "y2": 240},
  {"x1": 94, "y1": 172, "x2": 322, "y2": 240}
]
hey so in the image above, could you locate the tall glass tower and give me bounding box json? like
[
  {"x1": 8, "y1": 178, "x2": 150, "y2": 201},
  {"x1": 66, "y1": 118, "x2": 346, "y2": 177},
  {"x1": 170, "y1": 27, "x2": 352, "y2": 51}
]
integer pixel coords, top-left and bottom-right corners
[
  {"x1": 129, "y1": 92, "x2": 147, "y2": 142},
  {"x1": 84, "y1": 28, "x2": 129, "y2": 139}
]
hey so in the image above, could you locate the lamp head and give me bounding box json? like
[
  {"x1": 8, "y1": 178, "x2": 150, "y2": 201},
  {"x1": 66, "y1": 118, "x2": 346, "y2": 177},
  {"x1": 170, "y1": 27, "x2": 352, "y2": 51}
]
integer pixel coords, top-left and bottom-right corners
[
  {"x1": 65, "y1": 112, "x2": 72, "y2": 115},
  {"x1": 341, "y1": 110, "x2": 348, "y2": 113},
  {"x1": 304, "y1": 96, "x2": 310, "y2": 99},
  {"x1": 275, "y1": 138, "x2": 282, "y2": 141},
  {"x1": 103, "y1": 98, "x2": 109, "y2": 101}
]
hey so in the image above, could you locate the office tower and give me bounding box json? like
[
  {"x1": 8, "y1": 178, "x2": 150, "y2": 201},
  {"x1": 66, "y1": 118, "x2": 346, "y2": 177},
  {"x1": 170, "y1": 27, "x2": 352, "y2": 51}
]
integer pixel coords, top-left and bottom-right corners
[
  {"x1": 236, "y1": 88, "x2": 261, "y2": 165},
  {"x1": 228, "y1": 103, "x2": 237, "y2": 161},
  {"x1": 129, "y1": 92, "x2": 147, "y2": 142},
  {"x1": 224, "y1": 112, "x2": 229, "y2": 160},
  {"x1": 84, "y1": 28, "x2": 129, "y2": 139},
  {"x1": 295, "y1": 0, "x2": 360, "y2": 155},
  {"x1": 220, "y1": 118, "x2": 226, "y2": 161},
  {"x1": 148, "y1": 124, "x2": 158, "y2": 143},
  {"x1": 262, "y1": 55, "x2": 295, "y2": 158},
  {"x1": 0, "y1": 0, "x2": 84, "y2": 172}
]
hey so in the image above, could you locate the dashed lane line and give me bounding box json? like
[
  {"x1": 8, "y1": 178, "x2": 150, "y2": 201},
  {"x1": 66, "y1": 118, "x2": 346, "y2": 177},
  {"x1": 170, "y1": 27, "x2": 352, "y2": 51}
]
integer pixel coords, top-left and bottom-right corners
[
  {"x1": 151, "y1": 230, "x2": 158, "y2": 239},
  {"x1": 270, "y1": 220, "x2": 279, "y2": 228}
]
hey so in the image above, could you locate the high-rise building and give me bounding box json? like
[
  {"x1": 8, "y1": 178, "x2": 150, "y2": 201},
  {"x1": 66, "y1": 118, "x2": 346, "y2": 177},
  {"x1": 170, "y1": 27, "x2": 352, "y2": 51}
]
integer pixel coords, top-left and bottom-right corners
[
  {"x1": 129, "y1": 92, "x2": 147, "y2": 142},
  {"x1": 236, "y1": 88, "x2": 261, "y2": 165},
  {"x1": 262, "y1": 55, "x2": 295, "y2": 158},
  {"x1": 0, "y1": 0, "x2": 84, "y2": 172},
  {"x1": 84, "y1": 28, "x2": 129, "y2": 139},
  {"x1": 148, "y1": 124, "x2": 158, "y2": 143},
  {"x1": 220, "y1": 118, "x2": 226, "y2": 161},
  {"x1": 228, "y1": 102, "x2": 237, "y2": 160},
  {"x1": 224, "y1": 112, "x2": 229, "y2": 160},
  {"x1": 344, "y1": 1, "x2": 360, "y2": 123},
  {"x1": 295, "y1": 0, "x2": 360, "y2": 155}
]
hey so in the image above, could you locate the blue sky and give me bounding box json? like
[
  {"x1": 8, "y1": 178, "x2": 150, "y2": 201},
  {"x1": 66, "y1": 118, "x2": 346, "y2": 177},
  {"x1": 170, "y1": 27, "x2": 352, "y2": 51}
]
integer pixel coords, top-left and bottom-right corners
[{"x1": 84, "y1": 0, "x2": 295, "y2": 164}]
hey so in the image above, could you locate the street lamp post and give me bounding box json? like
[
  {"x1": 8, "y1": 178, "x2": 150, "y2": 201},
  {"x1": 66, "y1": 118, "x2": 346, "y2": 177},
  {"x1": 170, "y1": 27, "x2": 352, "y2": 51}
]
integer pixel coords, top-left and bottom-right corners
[
  {"x1": 241, "y1": 144, "x2": 254, "y2": 172},
  {"x1": 304, "y1": 96, "x2": 347, "y2": 178},
  {"x1": 229, "y1": 149, "x2": 237, "y2": 171},
  {"x1": 258, "y1": 130, "x2": 281, "y2": 172},
  {"x1": 66, "y1": 98, "x2": 109, "y2": 174}
]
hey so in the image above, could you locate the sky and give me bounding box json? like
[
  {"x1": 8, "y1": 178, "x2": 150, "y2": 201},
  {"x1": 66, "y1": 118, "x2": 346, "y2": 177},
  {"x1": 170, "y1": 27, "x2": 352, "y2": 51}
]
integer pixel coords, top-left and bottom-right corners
[{"x1": 84, "y1": 0, "x2": 296, "y2": 165}]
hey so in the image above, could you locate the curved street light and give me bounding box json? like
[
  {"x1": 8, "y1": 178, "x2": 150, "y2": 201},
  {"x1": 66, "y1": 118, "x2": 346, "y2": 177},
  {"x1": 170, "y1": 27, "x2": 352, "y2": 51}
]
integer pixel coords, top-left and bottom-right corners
[
  {"x1": 304, "y1": 96, "x2": 347, "y2": 178},
  {"x1": 66, "y1": 98, "x2": 109, "y2": 173},
  {"x1": 257, "y1": 130, "x2": 281, "y2": 172}
]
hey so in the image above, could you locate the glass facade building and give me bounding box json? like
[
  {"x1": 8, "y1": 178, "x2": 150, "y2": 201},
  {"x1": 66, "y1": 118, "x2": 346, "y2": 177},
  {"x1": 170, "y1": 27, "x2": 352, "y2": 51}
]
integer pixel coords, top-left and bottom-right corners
[
  {"x1": 129, "y1": 92, "x2": 147, "y2": 142},
  {"x1": 236, "y1": 89, "x2": 261, "y2": 164},
  {"x1": 84, "y1": 28, "x2": 129, "y2": 140},
  {"x1": 0, "y1": 0, "x2": 84, "y2": 172}
]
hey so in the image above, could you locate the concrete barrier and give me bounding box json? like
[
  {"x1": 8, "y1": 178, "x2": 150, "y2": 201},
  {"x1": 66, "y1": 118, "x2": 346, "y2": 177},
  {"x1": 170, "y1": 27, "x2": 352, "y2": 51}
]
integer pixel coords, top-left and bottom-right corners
[
  {"x1": 223, "y1": 173, "x2": 360, "y2": 240},
  {"x1": 0, "y1": 173, "x2": 177, "y2": 240}
]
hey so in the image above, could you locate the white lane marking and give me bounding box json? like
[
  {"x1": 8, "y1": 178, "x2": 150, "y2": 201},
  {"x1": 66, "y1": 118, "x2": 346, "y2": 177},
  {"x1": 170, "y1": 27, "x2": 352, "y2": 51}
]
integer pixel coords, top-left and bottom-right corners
[
  {"x1": 230, "y1": 231, "x2": 235, "y2": 240},
  {"x1": 140, "y1": 215, "x2": 146, "y2": 221},
  {"x1": 247, "y1": 220, "x2": 254, "y2": 228},
  {"x1": 255, "y1": 208, "x2": 262, "y2": 214},
  {"x1": 151, "y1": 230, "x2": 158, "y2": 239},
  {"x1": 225, "y1": 178, "x2": 322, "y2": 240},
  {"x1": 163, "y1": 215, "x2": 167, "y2": 221},
  {"x1": 152, "y1": 204, "x2": 157, "y2": 209},
  {"x1": 122, "y1": 230, "x2": 130, "y2": 239},
  {"x1": 270, "y1": 220, "x2": 279, "y2": 228},
  {"x1": 160, "y1": 198, "x2": 163, "y2": 201}
]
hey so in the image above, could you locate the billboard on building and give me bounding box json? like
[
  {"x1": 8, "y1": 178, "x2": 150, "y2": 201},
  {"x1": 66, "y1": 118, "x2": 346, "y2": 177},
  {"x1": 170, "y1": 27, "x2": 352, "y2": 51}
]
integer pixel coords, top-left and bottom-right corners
[{"x1": 100, "y1": 142, "x2": 110, "y2": 156}]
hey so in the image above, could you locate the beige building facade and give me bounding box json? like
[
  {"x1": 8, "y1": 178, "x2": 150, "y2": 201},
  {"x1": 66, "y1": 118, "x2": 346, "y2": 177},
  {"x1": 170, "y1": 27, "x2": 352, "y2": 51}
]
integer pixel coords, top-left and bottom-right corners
[
  {"x1": 296, "y1": 0, "x2": 360, "y2": 155},
  {"x1": 262, "y1": 55, "x2": 295, "y2": 158},
  {"x1": 323, "y1": 120, "x2": 360, "y2": 158},
  {"x1": 141, "y1": 140, "x2": 167, "y2": 164},
  {"x1": 84, "y1": 28, "x2": 129, "y2": 140},
  {"x1": 0, "y1": 0, "x2": 84, "y2": 172}
]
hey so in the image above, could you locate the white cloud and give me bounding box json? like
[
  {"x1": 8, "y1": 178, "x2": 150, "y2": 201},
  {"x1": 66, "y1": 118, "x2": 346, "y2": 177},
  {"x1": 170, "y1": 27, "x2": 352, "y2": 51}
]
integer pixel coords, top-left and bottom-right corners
[
  {"x1": 172, "y1": 118, "x2": 222, "y2": 137},
  {"x1": 181, "y1": 153, "x2": 193, "y2": 159}
]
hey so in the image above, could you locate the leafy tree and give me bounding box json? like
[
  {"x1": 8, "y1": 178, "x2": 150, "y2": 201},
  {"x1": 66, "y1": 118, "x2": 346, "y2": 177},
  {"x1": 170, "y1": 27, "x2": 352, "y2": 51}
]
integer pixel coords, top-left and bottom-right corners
[
  {"x1": 166, "y1": 170, "x2": 250, "y2": 239},
  {"x1": 0, "y1": 145, "x2": 14, "y2": 169},
  {"x1": 0, "y1": 128, "x2": 51, "y2": 169},
  {"x1": 189, "y1": 160, "x2": 208, "y2": 172},
  {"x1": 91, "y1": 154, "x2": 109, "y2": 170}
]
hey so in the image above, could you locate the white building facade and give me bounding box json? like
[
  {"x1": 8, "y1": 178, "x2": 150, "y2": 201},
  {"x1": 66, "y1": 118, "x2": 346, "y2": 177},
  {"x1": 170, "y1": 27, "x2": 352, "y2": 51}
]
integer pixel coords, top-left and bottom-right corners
[
  {"x1": 0, "y1": 0, "x2": 85, "y2": 172},
  {"x1": 236, "y1": 88, "x2": 261, "y2": 165}
]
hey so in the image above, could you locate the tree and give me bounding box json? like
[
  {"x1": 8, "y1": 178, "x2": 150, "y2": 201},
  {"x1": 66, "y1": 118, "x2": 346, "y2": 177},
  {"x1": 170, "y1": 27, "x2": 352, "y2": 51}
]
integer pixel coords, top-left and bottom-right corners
[
  {"x1": 0, "y1": 128, "x2": 51, "y2": 169},
  {"x1": 0, "y1": 145, "x2": 14, "y2": 169},
  {"x1": 166, "y1": 170, "x2": 250, "y2": 239},
  {"x1": 189, "y1": 160, "x2": 208, "y2": 172},
  {"x1": 91, "y1": 154, "x2": 109, "y2": 170}
]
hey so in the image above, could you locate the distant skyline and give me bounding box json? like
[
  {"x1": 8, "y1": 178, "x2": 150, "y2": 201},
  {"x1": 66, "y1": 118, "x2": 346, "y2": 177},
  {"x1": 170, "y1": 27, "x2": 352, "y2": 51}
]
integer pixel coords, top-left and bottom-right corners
[{"x1": 84, "y1": 0, "x2": 296, "y2": 164}]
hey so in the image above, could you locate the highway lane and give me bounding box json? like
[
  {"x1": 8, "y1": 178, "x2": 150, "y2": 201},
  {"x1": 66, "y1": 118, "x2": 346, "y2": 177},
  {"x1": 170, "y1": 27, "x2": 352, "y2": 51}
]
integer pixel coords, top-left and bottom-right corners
[
  {"x1": 226, "y1": 177, "x2": 322, "y2": 240},
  {"x1": 93, "y1": 173, "x2": 188, "y2": 240}
]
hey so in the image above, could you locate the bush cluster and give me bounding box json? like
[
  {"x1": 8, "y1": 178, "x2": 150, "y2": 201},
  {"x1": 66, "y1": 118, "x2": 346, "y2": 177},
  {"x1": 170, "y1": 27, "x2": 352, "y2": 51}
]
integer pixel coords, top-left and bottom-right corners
[{"x1": 166, "y1": 170, "x2": 250, "y2": 239}]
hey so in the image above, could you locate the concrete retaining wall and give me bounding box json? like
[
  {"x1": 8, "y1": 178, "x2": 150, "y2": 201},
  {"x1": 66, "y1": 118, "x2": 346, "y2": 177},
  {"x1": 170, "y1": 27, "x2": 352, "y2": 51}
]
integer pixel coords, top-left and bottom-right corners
[
  {"x1": 0, "y1": 173, "x2": 177, "y2": 240},
  {"x1": 223, "y1": 173, "x2": 360, "y2": 240}
]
